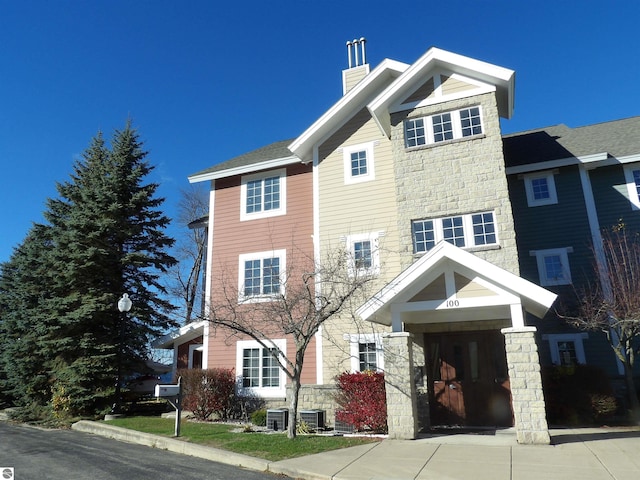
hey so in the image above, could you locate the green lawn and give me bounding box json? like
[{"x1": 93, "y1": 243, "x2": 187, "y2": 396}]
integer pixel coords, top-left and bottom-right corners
[{"x1": 104, "y1": 416, "x2": 380, "y2": 461}]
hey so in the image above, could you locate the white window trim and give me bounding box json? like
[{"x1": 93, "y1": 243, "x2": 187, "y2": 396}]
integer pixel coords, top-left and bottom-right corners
[
  {"x1": 344, "y1": 333, "x2": 384, "y2": 373},
  {"x1": 542, "y1": 333, "x2": 588, "y2": 365},
  {"x1": 404, "y1": 105, "x2": 483, "y2": 149},
  {"x1": 530, "y1": 247, "x2": 573, "y2": 286},
  {"x1": 240, "y1": 168, "x2": 287, "y2": 221},
  {"x1": 345, "y1": 232, "x2": 382, "y2": 277},
  {"x1": 523, "y1": 170, "x2": 558, "y2": 207},
  {"x1": 412, "y1": 211, "x2": 498, "y2": 253},
  {"x1": 188, "y1": 344, "x2": 204, "y2": 369},
  {"x1": 343, "y1": 142, "x2": 376, "y2": 184},
  {"x1": 236, "y1": 339, "x2": 287, "y2": 398},
  {"x1": 623, "y1": 164, "x2": 640, "y2": 210},
  {"x1": 238, "y1": 249, "x2": 286, "y2": 303}
]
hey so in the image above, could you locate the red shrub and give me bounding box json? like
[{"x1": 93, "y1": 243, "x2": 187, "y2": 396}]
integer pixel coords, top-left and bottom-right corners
[
  {"x1": 335, "y1": 371, "x2": 387, "y2": 433},
  {"x1": 178, "y1": 368, "x2": 236, "y2": 421}
]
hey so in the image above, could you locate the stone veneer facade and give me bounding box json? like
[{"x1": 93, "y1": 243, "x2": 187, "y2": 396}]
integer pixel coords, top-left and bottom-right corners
[{"x1": 389, "y1": 92, "x2": 519, "y2": 274}]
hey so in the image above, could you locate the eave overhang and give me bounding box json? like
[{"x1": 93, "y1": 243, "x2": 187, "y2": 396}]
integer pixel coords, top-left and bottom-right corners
[
  {"x1": 357, "y1": 241, "x2": 556, "y2": 326},
  {"x1": 288, "y1": 59, "x2": 409, "y2": 163},
  {"x1": 367, "y1": 47, "x2": 515, "y2": 138},
  {"x1": 152, "y1": 320, "x2": 207, "y2": 349},
  {"x1": 188, "y1": 155, "x2": 301, "y2": 183}
]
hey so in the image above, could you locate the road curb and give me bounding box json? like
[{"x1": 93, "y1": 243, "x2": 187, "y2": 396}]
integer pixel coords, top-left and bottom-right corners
[{"x1": 72, "y1": 420, "x2": 270, "y2": 473}]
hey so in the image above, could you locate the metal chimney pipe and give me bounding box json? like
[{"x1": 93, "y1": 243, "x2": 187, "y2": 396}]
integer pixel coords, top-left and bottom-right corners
[
  {"x1": 353, "y1": 38, "x2": 359, "y2": 66},
  {"x1": 346, "y1": 40, "x2": 353, "y2": 68},
  {"x1": 360, "y1": 37, "x2": 366, "y2": 65}
]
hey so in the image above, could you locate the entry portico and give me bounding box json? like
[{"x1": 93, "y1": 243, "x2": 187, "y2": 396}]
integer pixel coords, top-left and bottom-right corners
[{"x1": 357, "y1": 241, "x2": 557, "y2": 444}]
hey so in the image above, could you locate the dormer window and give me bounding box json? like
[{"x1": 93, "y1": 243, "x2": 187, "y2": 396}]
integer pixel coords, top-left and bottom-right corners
[{"x1": 404, "y1": 106, "x2": 483, "y2": 148}]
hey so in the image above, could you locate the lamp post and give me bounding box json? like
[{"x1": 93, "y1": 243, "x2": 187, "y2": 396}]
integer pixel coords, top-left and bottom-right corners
[{"x1": 112, "y1": 293, "x2": 132, "y2": 414}]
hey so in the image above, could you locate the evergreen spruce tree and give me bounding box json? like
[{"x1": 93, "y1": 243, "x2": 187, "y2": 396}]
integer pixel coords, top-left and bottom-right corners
[{"x1": 0, "y1": 121, "x2": 176, "y2": 418}]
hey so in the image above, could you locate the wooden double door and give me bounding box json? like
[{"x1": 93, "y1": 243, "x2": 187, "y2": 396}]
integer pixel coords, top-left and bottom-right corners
[{"x1": 426, "y1": 331, "x2": 513, "y2": 427}]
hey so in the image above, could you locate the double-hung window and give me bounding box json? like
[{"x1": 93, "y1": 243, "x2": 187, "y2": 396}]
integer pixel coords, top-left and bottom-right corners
[
  {"x1": 345, "y1": 334, "x2": 384, "y2": 373},
  {"x1": 345, "y1": 232, "x2": 381, "y2": 276},
  {"x1": 237, "y1": 339, "x2": 286, "y2": 397},
  {"x1": 530, "y1": 247, "x2": 573, "y2": 286},
  {"x1": 542, "y1": 333, "x2": 587, "y2": 366},
  {"x1": 404, "y1": 106, "x2": 483, "y2": 148},
  {"x1": 412, "y1": 211, "x2": 497, "y2": 253},
  {"x1": 343, "y1": 142, "x2": 375, "y2": 184},
  {"x1": 523, "y1": 171, "x2": 558, "y2": 207},
  {"x1": 239, "y1": 249, "x2": 285, "y2": 301},
  {"x1": 241, "y1": 169, "x2": 286, "y2": 220}
]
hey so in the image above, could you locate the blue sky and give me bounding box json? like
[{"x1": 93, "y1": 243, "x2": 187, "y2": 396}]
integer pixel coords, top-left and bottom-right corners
[{"x1": 1, "y1": 0, "x2": 639, "y2": 263}]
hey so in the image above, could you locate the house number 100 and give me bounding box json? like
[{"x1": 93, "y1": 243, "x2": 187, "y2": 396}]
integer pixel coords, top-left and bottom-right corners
[{"x1": 446, "y1": 299, "x2": 459, "y2": 307}]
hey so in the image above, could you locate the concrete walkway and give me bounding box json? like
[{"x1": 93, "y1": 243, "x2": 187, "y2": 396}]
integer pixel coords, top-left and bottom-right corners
[{"x1": 71, "y1": 421, "x2": 640, "y2": 480}]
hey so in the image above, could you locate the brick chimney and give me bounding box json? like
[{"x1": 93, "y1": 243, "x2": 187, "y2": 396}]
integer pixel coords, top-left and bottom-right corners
[{"x1": 342, "y1": 37, "x2": 370, "y2": 95}]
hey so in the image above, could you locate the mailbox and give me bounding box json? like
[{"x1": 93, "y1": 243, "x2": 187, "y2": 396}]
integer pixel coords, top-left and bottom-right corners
[{"x1": 154, "y1": 384, "x2": 180, "y2": 398}]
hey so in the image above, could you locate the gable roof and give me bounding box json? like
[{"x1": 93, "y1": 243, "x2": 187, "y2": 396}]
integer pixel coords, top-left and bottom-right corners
[
  {"x1": 188, "y1": 139, "x2": 297, "y2": 183},
  {"x1": 357, "y1": 241, "x2": 556, "y2": 325},
  {"x1": 367, "y1": 47, "x2": 515, "y2": 138},
  {"x1": 504, "y1": 116, "x2": 640, "y2": 173},
  {"x1": 288, "y1": 59, "x2": 409, "y2": 163}
]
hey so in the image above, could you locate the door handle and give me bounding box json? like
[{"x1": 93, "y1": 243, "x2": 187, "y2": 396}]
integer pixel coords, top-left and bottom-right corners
[{"x1": 449, "y1": 384, "x2": 456, "y2": 389}]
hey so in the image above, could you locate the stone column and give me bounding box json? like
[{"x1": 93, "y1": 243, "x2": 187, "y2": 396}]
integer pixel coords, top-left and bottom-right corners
[
  {"x1": 501, "y1": 326, "x2": 550, "y2": 445},
  {"x1": 382, "y1": 332, "x2": 418, "y2": 439}
]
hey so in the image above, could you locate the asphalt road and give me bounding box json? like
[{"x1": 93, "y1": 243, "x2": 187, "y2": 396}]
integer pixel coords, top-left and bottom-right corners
[{"x1": 0, "y1": 422, "x2": 282, "y2": 480}]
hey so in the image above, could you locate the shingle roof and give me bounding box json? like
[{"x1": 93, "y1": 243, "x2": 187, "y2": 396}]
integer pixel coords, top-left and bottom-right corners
[
  {"x1": 503, "y1": 116, "x2": 640, "y2": 168},
  {"x1": 189, "y1": 138, "x2": 296, "y2": 178}
]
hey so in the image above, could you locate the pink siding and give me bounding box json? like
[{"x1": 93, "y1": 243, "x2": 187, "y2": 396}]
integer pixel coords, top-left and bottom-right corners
[{"x1": 206, "y1": 163, "x2": 317, "y2": 384}]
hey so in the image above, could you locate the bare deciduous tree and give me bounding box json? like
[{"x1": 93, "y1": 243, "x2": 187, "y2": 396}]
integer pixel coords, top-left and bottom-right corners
[
  {"x1": 203, "y1": 245, "x2": 376, "y2": 439},
  {"x1": 561, "y1": 225, "x2": 640, "y2": 422},
  {"x1": 168, "y1": 186, "x2": 209, "y2": 325}
]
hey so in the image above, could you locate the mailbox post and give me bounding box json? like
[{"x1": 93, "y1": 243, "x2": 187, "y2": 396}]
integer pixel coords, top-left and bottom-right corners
[{"x1": 154, "y1": 376, "x2": 183, "y2": 437}]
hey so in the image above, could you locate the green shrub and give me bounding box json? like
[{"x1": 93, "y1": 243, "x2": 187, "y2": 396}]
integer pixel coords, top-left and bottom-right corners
[{"x1": 251, "y1": 408, "x2": 267, "y2": 426}]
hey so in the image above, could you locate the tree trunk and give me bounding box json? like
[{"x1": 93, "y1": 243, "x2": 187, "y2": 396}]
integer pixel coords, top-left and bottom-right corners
[
  {"x1": 623, "y1": 361, "x2": 640, "y2": 424},
  {"x1": 287, "y1": 375, "x2": 301, "y2": 439}
]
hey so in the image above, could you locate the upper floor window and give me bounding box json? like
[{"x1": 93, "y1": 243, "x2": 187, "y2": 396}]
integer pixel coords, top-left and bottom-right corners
[
  {"x1": 240, "y1": 169, "x2": 286, "y2": 221},
  {"x1": 343, "y1": 142, "x2": 375, "y2": 184},
  {"x1": 238, "y1": 249, "x2": 286, "y2": 301},
  {"x1": 530, "y1": 247, "x2": 573, "y2": 286},
  {"x1": 623, "y1": 164, "x2": 640, "y2": 210},
  {"x1": 346, "y1": 232, "x2": 381, "y2": 276},
  {"x1": 523, "y1": 171, "x2": 558, "y2": 207},
  {"x1": 404, "y1": 106, "x2": 483, "y2": 148},
  {"x1": 412, "y1": 211, "x2": 497, "y2": 253}
]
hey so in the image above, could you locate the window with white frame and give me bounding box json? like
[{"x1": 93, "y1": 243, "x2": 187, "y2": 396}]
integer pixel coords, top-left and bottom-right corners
[
  {"x1": 623, "y1": 164, "x2": 640, "y2": 210},
  {"x1": 188, "y1": 344, "x2": 204, "y2": 369},
  {"x1": 343, "y1": 142, "x2": 375, "y2": 184},
  {"x1": 531, "y1": 247, "x2": 573, "y2": 286},
  {"x1": 345, "y1": 334, "x2": 384, "y2": 372},
  {"x1": 240, "y1": 169, "x2": 286, "y2": 221},
  {"x1": 523, "y1": 171, "x2": 558, "y2": 207},
  {"x1": 542, "y1": 333, "x2": 587, "y2": 366},
  {"x1": 412, "y1": 211, "x2": 497, "y2": 253},
  {"x1": 404, "y1": 106, "x2": 483, "y2": 148},
  {"x1": 345, "y1": 232, "x2": 381, "y2": 276},
  {"x1": 236, "y1": 339, "x2": 286, "y2": 397},
  {"x1": 238, "y1": 249, "x2": 285, "y2": 301}
]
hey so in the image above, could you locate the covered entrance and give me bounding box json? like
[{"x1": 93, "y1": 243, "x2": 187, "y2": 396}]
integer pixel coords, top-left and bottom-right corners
[
  {"x1": 357, "y1": 241, "x2": 557, "y2": 443},
  {"x1": 427, "y1": 330, "x2": 512, "y2": 427}
]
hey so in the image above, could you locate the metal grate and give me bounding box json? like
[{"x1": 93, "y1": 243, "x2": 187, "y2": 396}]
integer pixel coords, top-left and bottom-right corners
[{"x1": 266, "y1": 408, "x2": 288, "y2": 431}]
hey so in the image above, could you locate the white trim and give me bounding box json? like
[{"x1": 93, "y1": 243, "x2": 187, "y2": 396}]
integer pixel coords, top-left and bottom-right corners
[
  {"x1": 345, "y1": 232, "x2": 382, "y2": 277},
  {"x1": 623, "y1": 163, "x2": 640, "y2": 210},
  {"x1": 530, "y1": 247, "x2": 573, "y2": 286},
  {"x1": 313, "y1": 144, "x2": 323, "y2": 385},
  {"x1": 523, "y1": 170, "x2": 558, "y2": 207},
  {"x1": 240, "y1": 169, "x2": 287, "y2": 221},
  {"x1": 236, "y1": 339, "x2": 287, "y2": 398},
  {"x1": 542, "y1": 333, "x2": 588, "y2": 365},
  {"x1": 343, "y1": 141, "x2": 376, "y2": 184},
  {"x1": 188, "y1": 156, "x2": 299, "y2": 183},
  {"x1": 238, "y1": 249, "x2": 287, "y2": 302},
  {"x1": 188, "y1": 344, "x2": 204, "y2": 369},
  {"x1": 505, "y1": 152, "x2": 611, "y2": 175},
  {"x1": 344, "y1": 333, "x2": 385, "y2": 373}
]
